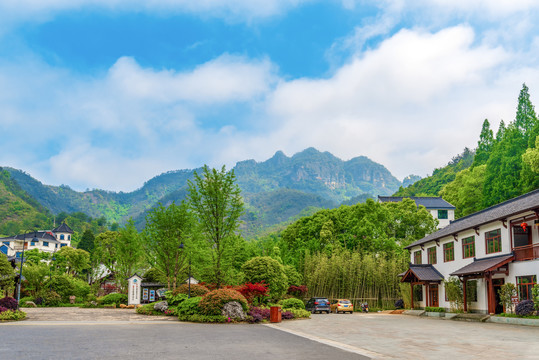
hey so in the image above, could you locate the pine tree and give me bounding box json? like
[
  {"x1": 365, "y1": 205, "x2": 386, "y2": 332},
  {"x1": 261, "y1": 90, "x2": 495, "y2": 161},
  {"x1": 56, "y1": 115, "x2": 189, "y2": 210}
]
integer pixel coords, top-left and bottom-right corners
[
  {"x1": 77, "y1": 229, "x2": 95, "y2": 253},
  {"x1": 473, "y1": 119, "x2": 494, "y2": 167},
  {"x1": 515, "y1": 83, "x2": 538, "y2": 141},
  {"x1": 495, "y1": 120, "x2": 506, "y2": 142}
]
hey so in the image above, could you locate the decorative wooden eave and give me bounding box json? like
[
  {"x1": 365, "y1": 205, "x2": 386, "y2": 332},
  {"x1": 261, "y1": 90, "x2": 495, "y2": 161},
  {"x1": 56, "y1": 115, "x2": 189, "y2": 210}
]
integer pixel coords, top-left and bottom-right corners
[
  {"x1": 436, "y1": 240, "x2": 440, "y2": 247},
  {"x1": 421, "y1": 245, "x2": 424, "y2": 251},
  {"x1": 474, "y1": 227, "x2": 480, "y2": 236},
  {"x1": 501, "y1": 219, "x2": 507, "y2": 228},
  {"x1": 453, "y1": 234, "x2": 458, "y2": 242}
]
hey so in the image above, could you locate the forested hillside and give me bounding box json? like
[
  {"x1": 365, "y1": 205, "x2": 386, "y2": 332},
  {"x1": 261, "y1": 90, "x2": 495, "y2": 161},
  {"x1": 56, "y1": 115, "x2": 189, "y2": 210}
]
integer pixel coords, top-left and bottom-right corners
[
  {"x1": 397, "y1": 84, "x2": 539, "y2": 218},
  {"x1": 5, "y1": 148, "x2": 400, "y2": 237}
]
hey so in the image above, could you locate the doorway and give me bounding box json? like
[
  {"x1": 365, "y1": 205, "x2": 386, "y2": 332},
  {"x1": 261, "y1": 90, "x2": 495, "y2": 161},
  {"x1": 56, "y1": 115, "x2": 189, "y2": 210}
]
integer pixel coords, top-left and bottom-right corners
[
  {"x1": 429, "y1": 284, "x2": 439, "y2": 307},
  {"x1": 493, "y1": 278, "x2": 504, "y2": 314}
]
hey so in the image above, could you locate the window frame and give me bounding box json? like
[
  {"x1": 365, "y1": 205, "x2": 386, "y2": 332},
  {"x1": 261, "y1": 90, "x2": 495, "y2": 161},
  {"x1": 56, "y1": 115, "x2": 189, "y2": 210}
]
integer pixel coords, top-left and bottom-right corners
[
  {"x1": 462, "y1": 236, "x2": 475, "y2": 259},
  {"x1": 438, "y1": 209, "x2": 448, "y2": 220},
  {"x1": 427, "y1": 247, "x2": 437, "y2": 265},
  {"x1": 517, "y1": 275, "x2": 537, "y2": 301},
  {"x1": 414, "y1": 250, "x2": 422, "y2": 265},
  {"x1": 485, "y1": 229, "x2": 502, "y2": 254},
  {"x1": 443, "y1": 242, "x2": 455, "y2": 262}
]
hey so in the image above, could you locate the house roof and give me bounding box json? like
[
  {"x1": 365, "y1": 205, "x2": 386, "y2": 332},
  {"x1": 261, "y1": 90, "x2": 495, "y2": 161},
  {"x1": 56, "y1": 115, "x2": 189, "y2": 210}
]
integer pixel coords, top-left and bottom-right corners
[
  {"x1": 52, "y1": 223, "x2": 74, "y2": 234},
  {"x1": 378, "y1": 196, "x2": 455, "y2": 210},
  {"x1": 399, "y1": 264, "x2": 444, "y2": 283},
  {"x1": 405, "y1": 189, "x2": 539, "y2": 250},
  {"x1": 1, "y1": 231, "x2": 60, "y2": 243},
  {"x1": 450, "y1": 254, "x2": 514, "y2": 277}
]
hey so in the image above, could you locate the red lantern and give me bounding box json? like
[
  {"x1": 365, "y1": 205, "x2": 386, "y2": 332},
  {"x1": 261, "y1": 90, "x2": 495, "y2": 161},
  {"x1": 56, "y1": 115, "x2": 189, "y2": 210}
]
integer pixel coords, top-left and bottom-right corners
[{"x1": 521, "y1": 222, "x2": 528, "y2": 232}]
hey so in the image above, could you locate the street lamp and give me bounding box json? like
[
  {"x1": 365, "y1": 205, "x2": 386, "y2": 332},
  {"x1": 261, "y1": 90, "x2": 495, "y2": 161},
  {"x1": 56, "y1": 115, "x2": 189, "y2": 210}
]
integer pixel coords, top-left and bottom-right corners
[
  {"x1": 178, "y1": 243, "x2": 191, "y2": 298},
  {"x1": 17, "y1": 230, "x2": 38, "y2": 309}
]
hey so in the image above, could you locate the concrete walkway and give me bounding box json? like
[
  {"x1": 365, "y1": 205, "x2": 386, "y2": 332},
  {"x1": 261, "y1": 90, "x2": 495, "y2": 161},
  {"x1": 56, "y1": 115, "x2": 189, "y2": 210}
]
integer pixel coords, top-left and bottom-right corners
[
  {"x1": 268, "y1": 312, "x2": 539, "y2": 360},
  {"x1": 18, "y1": 307, "x2": 177, "y2": 324}
]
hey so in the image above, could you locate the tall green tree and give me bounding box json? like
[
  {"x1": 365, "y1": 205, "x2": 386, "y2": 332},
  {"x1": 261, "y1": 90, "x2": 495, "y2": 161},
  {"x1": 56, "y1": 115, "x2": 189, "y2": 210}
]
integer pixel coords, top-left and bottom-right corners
[
  {"x1": 77, "y1": 230, "x2": 95, "y2": 254},
  {"x1": 115, "y1": 219, "x2": 145, "y2": 291},
  {"x1": 515, "y1": 83, "x2": 538, "y2": 140},
  {"x1": 93, "y1": 231, "x2": 119, "y2": 278},
  {"x1": 54, "y1": 247, "x2": 90, "y2": 276},
  {"x1": 188, "y1": 165, "x2": 244, "y2": 288},
  {"x1": 472, "y1": 119, "x2": 494, "y2": 167},
  {"x1": 440, "y1": 165, "x2": 487, "y2": 218},
  {"x1": 143, "y1": 202, "x2": 196, "y2": 290},
  {"x1": 0, "y1": 255, "x2": 15, "y2": 295},
  {"x1": 523, "y1": 135, "x2": 539, "y2": 173}
]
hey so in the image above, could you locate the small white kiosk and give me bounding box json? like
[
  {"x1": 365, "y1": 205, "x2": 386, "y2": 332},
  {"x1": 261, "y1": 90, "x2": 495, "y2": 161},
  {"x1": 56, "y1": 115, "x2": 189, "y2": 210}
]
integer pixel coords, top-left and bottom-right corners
[{"x1": 127, "y1": 274, "x2": 142, "y2": 306}]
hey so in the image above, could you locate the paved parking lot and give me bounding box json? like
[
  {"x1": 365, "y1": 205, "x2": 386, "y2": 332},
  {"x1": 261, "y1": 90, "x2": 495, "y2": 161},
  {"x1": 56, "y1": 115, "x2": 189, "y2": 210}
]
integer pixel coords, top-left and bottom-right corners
[
  {"x1": 8, "y1": 308, "x2": 539, "y2": 359},
  {"x1": 269, "y1": 312, "x2": 539, "y2": 359}
]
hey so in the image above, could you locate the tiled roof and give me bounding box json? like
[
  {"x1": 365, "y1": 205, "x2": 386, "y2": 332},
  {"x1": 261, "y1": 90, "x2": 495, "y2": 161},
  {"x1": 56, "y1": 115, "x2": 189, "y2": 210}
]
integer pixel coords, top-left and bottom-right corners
[
  {"x1": 53, "y1": 223, "x2": 74, "y2": 234},
  {"x1": 378, "y1": 196, "x2": 455, "y2": 209},
  {"x1": 1, "y1": 231, "x2": 60, "y2": 243},
  {"x1": 405, "y1": 189, "x2": 539, "y2": 249},
  {"x1": 450, "y1": 254, "x2": 514, "y2": 276},
  {"x1": 400, "y1": 264, "x2": 444, "y2": 282}
]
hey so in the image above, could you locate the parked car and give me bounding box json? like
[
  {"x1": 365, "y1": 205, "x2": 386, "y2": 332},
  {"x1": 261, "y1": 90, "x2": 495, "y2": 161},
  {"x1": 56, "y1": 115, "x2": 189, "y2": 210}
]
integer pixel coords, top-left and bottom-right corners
[
  {"x1": 306, "y1": 297, "x2": 331, "y2": 314},
  {"x1": 330, "y1": 299, "x2": 354, "y2": 314}
]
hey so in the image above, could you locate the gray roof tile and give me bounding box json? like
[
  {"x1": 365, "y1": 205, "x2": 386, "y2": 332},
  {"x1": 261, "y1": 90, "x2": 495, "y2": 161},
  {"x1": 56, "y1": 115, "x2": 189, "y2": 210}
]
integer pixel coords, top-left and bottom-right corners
[
  {"x1": 378, "y1": 196, "x2": 455, "y2": 209},
  {"x1": 405, "y1": 189, "x2": 539, "y2": 249},
  {"x1": 449, "y1": 254, "x2": 514, "y2": 276}
]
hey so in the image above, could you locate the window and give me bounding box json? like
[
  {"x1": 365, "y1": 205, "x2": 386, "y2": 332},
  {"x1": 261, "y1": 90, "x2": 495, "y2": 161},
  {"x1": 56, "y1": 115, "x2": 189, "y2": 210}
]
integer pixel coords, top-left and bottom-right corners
[
  {"x1": 68, "y1": 235, "x2": 71, "y2": 241},
  {"x1": 462, "y1": 236, "x2": 475, "y2": 258},
  {"x1": 485, "y1": 229, "x2": 502, "y2": 254},
  {"x1": 517, "y1": 275, "x2": 537, "y2": 300},
  {"x1": 466, "y1": 280, "x2": 478, "y2": 302},
  {"x1": 414, "y1": 250, "x2": 422, "y2": 264},
  {"x1": 443, "y1": 242, "x2": 454, "y2": 262},
  {"x1": 413, "y1": 285, "x2": 423, "y2": 302},
  {"x1": 438, "y1": 210, "x2": 448, "y2": 219},
  {"x1": 30, "y1": 241, "x2": 37, "y2": 246},
  {"x1": 60, "y1": 234, "x2": 65, "y2": 240},
  {"x1": 43, "y1": 242, "x2": 49, "y2": 247},
  {"x1": 428, "y1": 247, "x2": 437, "y2": 264}
]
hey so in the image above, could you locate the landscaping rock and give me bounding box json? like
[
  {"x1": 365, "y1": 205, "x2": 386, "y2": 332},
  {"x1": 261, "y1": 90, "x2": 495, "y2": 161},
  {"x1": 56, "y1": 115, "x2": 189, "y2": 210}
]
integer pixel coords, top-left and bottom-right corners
[
  {"x1": 25, "y1": 301, "x2": 37, "y2": 308},
  {"x1": 222, "y1": 301, "x2": 246, "y2": 320},
  {"x1": 154, "y1": 301, "x2": 168, "y2": 312}
]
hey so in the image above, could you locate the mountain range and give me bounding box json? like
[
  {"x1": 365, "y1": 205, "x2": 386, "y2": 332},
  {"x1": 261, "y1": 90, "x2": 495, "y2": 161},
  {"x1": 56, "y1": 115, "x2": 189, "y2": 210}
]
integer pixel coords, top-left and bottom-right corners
[{"x1": 2, "y1": 148, "x2": 405, "y2": 237}]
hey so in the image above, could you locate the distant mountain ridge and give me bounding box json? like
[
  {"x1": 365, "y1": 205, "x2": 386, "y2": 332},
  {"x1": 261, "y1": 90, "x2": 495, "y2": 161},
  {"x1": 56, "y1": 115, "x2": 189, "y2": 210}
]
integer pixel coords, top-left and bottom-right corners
[{"x1": 4, "y1": 148, "x2": 402, "y2": 237}]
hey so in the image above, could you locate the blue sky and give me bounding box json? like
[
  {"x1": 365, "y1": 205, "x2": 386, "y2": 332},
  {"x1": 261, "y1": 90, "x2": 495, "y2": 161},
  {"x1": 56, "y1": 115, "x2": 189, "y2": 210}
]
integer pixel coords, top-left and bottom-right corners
[{"x1": 1, "y1": 1, "x2": 539, "y2": 191}]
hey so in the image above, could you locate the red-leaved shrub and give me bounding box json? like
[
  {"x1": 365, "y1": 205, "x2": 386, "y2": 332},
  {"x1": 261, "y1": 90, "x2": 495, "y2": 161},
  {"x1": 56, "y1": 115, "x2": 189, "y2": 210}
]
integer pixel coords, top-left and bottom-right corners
[
  {"x1": 0, "y1": 306, "x2": 9, "y2": 313},
  {"x1": 238, "y1": 282, "x2": 269, "y2": 304},
  {"x1": 287, "y1": 285, "x2": 308, "y2": 298},
  {"x1": 173, "y1": 283, "x2": 209, "y2": 297},
  {"x1": 0, "y1": 297, "x2": 18, "y2": 310},
  {"x1": 199, "y1": 288, "x2": 248, "y2": 316}
]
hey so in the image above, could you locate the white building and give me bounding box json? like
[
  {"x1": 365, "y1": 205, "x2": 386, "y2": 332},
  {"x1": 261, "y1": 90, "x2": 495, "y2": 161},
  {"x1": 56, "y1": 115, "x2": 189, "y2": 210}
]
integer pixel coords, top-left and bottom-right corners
[
  {"x1": 378, "y1": 196, "x2": 456, "y2": 228},
  {"x1": 0, "y1": 223, "x2": 74, "y2": 258},
  {"x1": 400, "y1": 189, "x2": 539, "y2": 314}
]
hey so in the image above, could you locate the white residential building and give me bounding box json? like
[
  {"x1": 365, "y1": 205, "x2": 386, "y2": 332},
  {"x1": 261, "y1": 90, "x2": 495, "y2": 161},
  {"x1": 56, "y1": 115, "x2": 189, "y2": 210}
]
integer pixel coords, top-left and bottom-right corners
[
  {"x1": 0, "y1": 223, "x2": 74, "y2": 258},
  {"x1": 400, "y1": 189, "x2": 539, "y2": 314}
]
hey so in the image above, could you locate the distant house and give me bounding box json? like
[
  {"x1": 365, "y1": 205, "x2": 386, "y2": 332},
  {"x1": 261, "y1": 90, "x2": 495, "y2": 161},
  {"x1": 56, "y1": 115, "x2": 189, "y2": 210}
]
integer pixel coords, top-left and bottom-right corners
[
  {"x1": 0, "y1": 223, "x2": 74, "y2": 258},
  {"x1": 378, "y1": 196, "x2": 456, "y2": 229}
]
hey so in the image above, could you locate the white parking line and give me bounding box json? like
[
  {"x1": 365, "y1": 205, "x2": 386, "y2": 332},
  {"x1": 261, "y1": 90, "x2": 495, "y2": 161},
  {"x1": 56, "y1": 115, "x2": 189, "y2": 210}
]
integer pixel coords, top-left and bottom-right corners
[{"x1": 264, "y1": 323, "x2": 388, "y2": 359}]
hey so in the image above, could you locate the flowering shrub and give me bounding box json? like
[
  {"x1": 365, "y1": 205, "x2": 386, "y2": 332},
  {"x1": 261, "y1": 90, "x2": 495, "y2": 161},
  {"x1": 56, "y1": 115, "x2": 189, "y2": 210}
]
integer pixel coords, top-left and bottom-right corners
[
  {"x1": 238, "y1": 282, "x2": 269, "y2": 304},
  {"x1": 0, "y1": 297, "x2": 18, "y2": 310},
  {"x1": 173, "y1": 284, "x2": 210, "y2": 297},
  {"x1": 247, "y1": 307, "x2": 271, "y2": 323},
  {"x1": 287, "y1": 285, "x2": 308, "y2": 298},
  {"x1": 516, "y1": 300, "x2": 535, "y2": 316},
  {"x1": 282, "y1": 311, "x2": 294, "y2": 320},
  {"x1": 278, "y1": 298, "x2": 305, "y2": 310},
  {"x1": 199, "y1": 289, "x2": 248, "y2": 316}
]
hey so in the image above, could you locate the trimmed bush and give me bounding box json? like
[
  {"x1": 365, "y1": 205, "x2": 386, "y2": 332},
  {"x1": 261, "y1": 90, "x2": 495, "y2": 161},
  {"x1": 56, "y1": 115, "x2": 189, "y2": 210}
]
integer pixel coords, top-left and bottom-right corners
[
  {"x1": 173, "y1": 284, "x2": 209, "y2": 297},
  {"x1": 516, "y1": 300, "x2": 535, "y2": 317},
  {"x1": 278, "y1": 298, "x2": 305, "y2": 310},
  {"x1": 44, "y1": 291, "x2": 61, "y2": 307},
  {"x1": 199, "y1": 288, "x2": 248, "y2": 316},
  {"x1": 0, "y1": 297, "x2": 18, "y2": 310},
  {"x1": 0, "y1": 310, "x2": 26, "y2": 321},
  {"x1": 242, "y1": 257, "x2": 288, "y2": 300},
  {"x1": 247, "y1": 307, "x2": 270, "y2": 323},
  {"x1": 425, "y1": 306, "x2": 445, "y2": 312},
  {"x1": 136, "y1": 303, "x2": 162, "y2": 315},
  {"x1": 287, "y1": 308, "x2": 311, "y2": 319},
  {"x1": 178, "y1": 314, "x2": 227, "y2": 323},
  {"x1": 99, "y1": 293, "x2": 128, "y2": 306},
  {"x1": 176, "y1": 296, "x2": 202, "y2": 316}
]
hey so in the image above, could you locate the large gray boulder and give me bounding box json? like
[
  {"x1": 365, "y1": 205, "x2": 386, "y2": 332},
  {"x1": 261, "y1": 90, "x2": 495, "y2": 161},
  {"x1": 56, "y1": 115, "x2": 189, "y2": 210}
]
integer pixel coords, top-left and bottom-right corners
[
  {"x1": 153, "y1": 301, "x2": 168, "y2": 312},
  {"x1": 221, "y1": 301, "x2": 246, "y2": 320}
]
